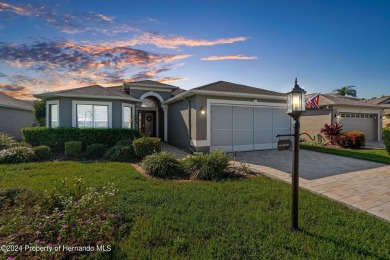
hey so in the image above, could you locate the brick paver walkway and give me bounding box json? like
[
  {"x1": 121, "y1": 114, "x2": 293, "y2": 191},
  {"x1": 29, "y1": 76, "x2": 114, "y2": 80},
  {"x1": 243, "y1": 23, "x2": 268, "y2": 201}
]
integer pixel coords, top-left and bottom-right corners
[{"x1": 237, "y1": 150, "x2": 390, "y2": 222}]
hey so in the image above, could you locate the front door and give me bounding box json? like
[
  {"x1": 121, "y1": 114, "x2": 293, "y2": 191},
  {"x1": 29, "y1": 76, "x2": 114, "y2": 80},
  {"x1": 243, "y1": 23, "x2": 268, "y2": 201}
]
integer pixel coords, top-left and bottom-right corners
[{"x1": 138, "y1": 111, "x2": 156, "y2": 137}]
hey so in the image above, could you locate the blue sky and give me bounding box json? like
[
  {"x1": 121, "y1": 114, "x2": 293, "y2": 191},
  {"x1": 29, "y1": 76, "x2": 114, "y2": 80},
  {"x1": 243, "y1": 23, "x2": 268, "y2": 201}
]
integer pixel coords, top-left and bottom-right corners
[{"x1": 0, "y1": 0, "x2": 389, "y2": 99}]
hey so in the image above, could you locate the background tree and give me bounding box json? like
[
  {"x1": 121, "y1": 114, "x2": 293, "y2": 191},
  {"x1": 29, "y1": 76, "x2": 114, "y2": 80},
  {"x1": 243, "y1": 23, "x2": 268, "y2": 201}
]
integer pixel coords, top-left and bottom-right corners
[
  {"x1": 332, "y1": 86, "x2": 357, "y2": 97},
  {"x1": 33, "y1": 99, "x2": 46, "y2": 126}
]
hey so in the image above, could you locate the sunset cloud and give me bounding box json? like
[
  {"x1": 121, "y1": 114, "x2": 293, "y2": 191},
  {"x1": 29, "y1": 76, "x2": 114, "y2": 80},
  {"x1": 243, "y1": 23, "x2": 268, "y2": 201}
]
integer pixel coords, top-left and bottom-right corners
[{"x1": 201, "y1": 55, "x2": 258, "y2": 61}]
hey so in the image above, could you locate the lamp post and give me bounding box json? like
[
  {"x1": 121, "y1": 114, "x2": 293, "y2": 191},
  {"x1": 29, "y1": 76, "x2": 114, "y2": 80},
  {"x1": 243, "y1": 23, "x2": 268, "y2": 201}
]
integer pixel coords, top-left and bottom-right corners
[{"x1": 287, "y1": 78, "x2": 306, "y2": 231}]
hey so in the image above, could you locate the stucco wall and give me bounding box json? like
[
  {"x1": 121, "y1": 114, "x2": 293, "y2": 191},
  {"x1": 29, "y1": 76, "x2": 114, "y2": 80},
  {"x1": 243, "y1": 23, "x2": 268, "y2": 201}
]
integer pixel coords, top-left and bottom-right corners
[
  {"x1": 167, "y1": 96, "x2": 196, "y2": 150},
  {"x1": 0, "y1": 107, "x2": 33, "y2": 140},
  {"x1": 300, "y1": 109, "x2": 331, "y2": 142}
]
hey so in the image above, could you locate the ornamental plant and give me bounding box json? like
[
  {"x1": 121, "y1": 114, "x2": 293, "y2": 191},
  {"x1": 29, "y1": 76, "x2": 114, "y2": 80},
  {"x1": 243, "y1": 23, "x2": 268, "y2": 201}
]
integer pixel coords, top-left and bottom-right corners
[
  {"x1": 0, "y1": 178, "x2": 122, "y2": 259},
  {"x1": 320, "y1": 122, "x2": 342, "y2": 145}
]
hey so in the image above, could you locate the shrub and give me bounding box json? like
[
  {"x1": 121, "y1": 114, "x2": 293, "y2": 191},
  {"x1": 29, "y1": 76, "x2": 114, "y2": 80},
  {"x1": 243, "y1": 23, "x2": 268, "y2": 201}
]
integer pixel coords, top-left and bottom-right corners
[
  {"x1": 345, "y1": 130, "x2": 366, "y2": 149},
  {"x1": 22, "y1": 127, "x2": 141, "y2": 152},
  {"x1": 115, "y1": 139, "x2": 134, "y2": 147},
  {"x1": 0, "y1": 132, "x2": 17, "y2": 150},
  {"x1": 142, "y1": 152, "x2": 184, "y2": 178},
  {"x1": 104, "y1": 145, "x2": 135, "y2": 162},
  {"x1": 65, "y1": 141, "x2": 82, "y2": 157},
  {"x1": 384, "y1": 128, "x2": 390, "y2": 154},
  {"x1": 183, "y1": 150, "x2": 230, "y2": 180},
  {"x1": 85, "y1": 143, "x2": 107, "y2": 158},
  {"x1": 33, "y1": 99, "x2": 46, "y2": 126},
  {"x1": 0, "y1": 178, "x2": 122, "y2": 259},
  {"x1": 320, "y1": 122, "x2": 342, "y2": 145},
  {"x1": 33, "y1": 145, "x2": 52, "y2": 161},
  {"x1": 133, "y1": 137, "x2": 161, "y2": 158},
  {"x1": 0, "y1": 146, "x2": 35, "y2": 164}
]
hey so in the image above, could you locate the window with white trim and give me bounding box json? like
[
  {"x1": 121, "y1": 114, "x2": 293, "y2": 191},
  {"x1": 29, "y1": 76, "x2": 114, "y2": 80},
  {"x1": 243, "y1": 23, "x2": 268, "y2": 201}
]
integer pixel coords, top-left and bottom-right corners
[
  {"x1": 49, "y1": 104, "x2": 58, "y2": 127},
  {"x1": 76, "y1": 104, "x2": 109, "y2": 128},
  {"x1": 123, "y1": 105, "x2": 133, "y2": 128}
]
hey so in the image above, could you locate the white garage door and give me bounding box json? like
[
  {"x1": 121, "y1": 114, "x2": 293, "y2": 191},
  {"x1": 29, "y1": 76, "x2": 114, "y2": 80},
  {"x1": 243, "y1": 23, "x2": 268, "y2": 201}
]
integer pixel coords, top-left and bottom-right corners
[
  {"x1": 339, "y1": 113, "x2": 378, "y2": 141},
  {"x1": 210, "y1": 105, "x2": 291, "y2": 152}
]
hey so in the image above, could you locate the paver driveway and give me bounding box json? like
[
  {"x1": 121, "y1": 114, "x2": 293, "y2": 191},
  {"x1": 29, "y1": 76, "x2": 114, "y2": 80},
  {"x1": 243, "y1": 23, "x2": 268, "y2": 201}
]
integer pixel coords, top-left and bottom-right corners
[{"x1": 236, "y1": 149, "x2": 390, "y2": 222}]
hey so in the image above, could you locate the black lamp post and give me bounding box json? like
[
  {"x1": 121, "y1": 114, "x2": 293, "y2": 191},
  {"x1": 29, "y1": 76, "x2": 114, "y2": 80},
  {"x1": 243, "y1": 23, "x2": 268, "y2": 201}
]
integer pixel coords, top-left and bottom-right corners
[{"x1": 287, "y1": 78, "x2": 306, "y2": 231}]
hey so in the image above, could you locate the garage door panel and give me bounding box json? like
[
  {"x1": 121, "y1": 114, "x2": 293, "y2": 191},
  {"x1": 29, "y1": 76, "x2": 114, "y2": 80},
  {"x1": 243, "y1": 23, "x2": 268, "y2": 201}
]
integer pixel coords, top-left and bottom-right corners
[
  {"x1": 211, "y1": 105, "x2": 232, "y2": 129},
  {"x1": 273, "y1": 108, "x2": 290, "y2": 128},
  {"x1": 233, "y1": 129, "x2": 254, "y2": 151},
  {"x1": 339, "y1": 116, "x2": 377, "y2": 141},
  {"x1": 254, "y1": 107, "x2": 272, "y2": 128},
  {"x1": 234, "y1": 107, "x2": 253, "y2": 129}
]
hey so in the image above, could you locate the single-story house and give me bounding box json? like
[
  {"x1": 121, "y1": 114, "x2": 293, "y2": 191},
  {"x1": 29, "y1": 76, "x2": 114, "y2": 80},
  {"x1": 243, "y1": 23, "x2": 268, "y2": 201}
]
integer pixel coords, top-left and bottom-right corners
[
  {"x1": 34, "y1": 80, "x2": 291, "y2": 152},
  {"x1": 368, "y1": 97, "x2": 390, "y2": 128},
  {"x1": 300, "y1": 93, "x2": 383, "y2": 141},
  {"x1": 0, "y1": 92, "x2": 34, "y2": 140}
]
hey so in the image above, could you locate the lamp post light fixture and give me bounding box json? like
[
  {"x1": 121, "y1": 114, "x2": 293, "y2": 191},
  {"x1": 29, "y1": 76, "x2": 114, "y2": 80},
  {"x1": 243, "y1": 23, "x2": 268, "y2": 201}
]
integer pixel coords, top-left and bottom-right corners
[{"x1": 287, "y1": 78, "x2": 306, "y2": 231}]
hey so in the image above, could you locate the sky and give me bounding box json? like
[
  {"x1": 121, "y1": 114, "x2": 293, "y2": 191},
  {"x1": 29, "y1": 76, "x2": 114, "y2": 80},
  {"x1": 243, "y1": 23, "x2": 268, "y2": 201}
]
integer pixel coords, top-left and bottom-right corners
[{"x1": 0, "y1": 0, "x2": 389, "y2": 99}]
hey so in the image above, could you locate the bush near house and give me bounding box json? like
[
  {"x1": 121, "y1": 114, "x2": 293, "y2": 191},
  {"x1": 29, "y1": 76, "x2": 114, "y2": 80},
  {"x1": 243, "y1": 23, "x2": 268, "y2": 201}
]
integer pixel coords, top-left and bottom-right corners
[
  {"x1": 133, "y1": 137, "x2": 161, "y2": 158},
  {"x1": 22, "y1": 127, "x2": 141, "y2": 152},
  {"x1": 85, "y1": 143, "x2": 107, "y2": 158},
  {"x1": 384, "y1": 128, "x2": 390, "y2": 154},
  {"x1": 0, "y1": 132, "x2": 17, "y2": 150},
  {"x1": 65, "y1": 141, "x2": 82, "y2": 157},
  {"x1": 33, "y1": 145, "x2": 52, "y2": 161},
  {"x1": 182, "y1": 150, "x2": 230, "y2": 180},
  {"x1": 0, "y1": 146, "x2": 35, "y2": 164},
  {"x1": 320, "y1": 122, "x2": 342, "y2": 145},
  {"x1": 142, "y1": 152, "x2": 184, "y2": 178},
  {"x1": 104, "y1": 145, "x2": 135, "y2": 162}
]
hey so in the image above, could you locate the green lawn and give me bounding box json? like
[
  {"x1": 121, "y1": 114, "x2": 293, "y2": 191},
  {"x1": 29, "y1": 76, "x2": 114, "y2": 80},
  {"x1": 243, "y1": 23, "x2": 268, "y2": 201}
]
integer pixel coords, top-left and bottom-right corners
[
  {"x1": 1, "y1": 161, "x2": 390, "y2": 259},
  {"x1": 300, "y1": 143, "x2": 390, "y2": 164}
]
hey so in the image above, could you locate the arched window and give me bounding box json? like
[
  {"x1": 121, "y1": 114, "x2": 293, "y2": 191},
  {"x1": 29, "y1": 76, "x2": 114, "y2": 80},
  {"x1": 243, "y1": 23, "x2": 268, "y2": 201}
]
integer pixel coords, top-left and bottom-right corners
[{"x1": 141, "y1": 97, "x2": 156, "y2": 108}]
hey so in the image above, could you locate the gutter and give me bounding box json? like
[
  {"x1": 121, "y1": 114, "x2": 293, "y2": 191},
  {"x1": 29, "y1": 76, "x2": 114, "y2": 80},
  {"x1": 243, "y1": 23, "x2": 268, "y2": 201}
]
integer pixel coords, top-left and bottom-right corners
[
  {"x1": 0, "y1": 104, "x2": 32, "y2": 111},
  {"x1": 33, "y1": 93, "x2": 142, "y2": 103}
]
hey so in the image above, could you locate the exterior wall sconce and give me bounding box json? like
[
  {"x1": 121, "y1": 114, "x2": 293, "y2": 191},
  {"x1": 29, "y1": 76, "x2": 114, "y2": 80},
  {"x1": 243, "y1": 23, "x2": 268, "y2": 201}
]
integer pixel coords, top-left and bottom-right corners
[
  {"x1": 200, "y1": 106, "x2": 205, "y2": 115},
  {"x1": 335, "y1": 113, "x2": 340, "y2": 119}
]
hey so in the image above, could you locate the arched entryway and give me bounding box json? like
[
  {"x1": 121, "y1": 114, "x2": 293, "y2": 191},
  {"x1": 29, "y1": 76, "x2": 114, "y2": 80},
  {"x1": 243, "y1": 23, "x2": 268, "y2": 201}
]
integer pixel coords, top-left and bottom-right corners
[{"x1": 138, "y1": 92, "x2": 166, "y2": 140}]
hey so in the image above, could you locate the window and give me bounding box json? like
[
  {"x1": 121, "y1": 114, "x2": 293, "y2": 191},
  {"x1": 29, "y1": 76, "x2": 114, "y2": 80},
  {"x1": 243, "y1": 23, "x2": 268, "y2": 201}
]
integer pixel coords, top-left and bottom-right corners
[
  {"x1": 77, "y1": 105, "x2": 108, "y2": 128},
  {"x1": 141, "y1": 98, "x2": 156, "y2": 108},
  {"x1": 72, "y1": 101, "x2": 112, "y2": 128},
  {"x1": 123, "y1": 105, "x2": 133, "y2": 128},
  {"x1": 50, "y1": 104, "x2": 58, "y2": 127},
  {"x1": 47, "y1": 100, "x2": 59, "y2": 127}
]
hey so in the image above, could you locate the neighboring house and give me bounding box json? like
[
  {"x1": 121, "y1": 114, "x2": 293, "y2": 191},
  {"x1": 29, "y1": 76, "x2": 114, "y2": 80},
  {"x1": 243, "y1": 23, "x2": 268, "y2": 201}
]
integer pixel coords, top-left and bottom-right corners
[
  {"x1": 0, "y1": 92, "x2": 33, "y2": 140},
  {"x1": 368, "y1": 97, "x2": 390, "y2": 128},
  {"x1": 35, "y1": 80, "x2": 291, "y2": 152},
  {"x1": 301, "y1": 93, "x2": 383, "y2": 141}
]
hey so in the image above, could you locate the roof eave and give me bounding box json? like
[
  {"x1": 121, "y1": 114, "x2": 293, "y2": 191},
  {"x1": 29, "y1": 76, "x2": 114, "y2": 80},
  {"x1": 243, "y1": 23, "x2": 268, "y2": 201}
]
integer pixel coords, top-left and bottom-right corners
[
  {"x1": 164, "y1": 89, "x2": 286, "y2": 105},
  {"x1": 123, "y1": 82, "x2": 179, "y2": 91},
  {"x1": 0, "y1": 104, "x2": 32, "y2": 111},
  {"x1": 320, "y1": 103, "x2": 384, "y2": 109}
]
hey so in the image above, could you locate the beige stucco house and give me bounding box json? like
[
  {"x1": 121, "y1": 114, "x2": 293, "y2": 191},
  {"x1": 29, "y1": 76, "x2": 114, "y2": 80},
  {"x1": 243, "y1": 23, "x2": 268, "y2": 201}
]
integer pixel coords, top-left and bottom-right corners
[{"x1": 301, "y1": 94, "x2": 383, "y2": 141}]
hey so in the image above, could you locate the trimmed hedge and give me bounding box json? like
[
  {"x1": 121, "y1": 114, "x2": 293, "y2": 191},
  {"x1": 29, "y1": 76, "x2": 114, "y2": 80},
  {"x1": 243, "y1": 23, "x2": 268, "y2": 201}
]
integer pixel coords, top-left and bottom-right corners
[
  {"x1": 133, "y1": 137, "x2": 161, "y2": 158},
  {"x1": 384, "y1": 128, "x2": 390, "y2": 154},
  {"x1": 0, "y1": 146, "x2": 35, "y2": 164},
  {"x1": 104, "y1": 145, "x2": 135, "y2": 162},
  {"x1": 65, "y1": 141, "x2": 82, "y2": 157},
  {"x1": 85, "y1": 143, "x2": 107, "y2": 158},
  {"x1": 33, "y1": 146, "x2": 52, "y2": 161},
  {"x1": 22, "y1": 127, "x2": 141, "y2": 152}
]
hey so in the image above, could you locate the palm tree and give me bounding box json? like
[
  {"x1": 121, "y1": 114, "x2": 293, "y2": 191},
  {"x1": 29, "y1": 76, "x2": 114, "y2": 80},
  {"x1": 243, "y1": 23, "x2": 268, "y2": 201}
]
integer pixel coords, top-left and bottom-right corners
[{"x1": 333, "y1": 86, "x2": 357, "y2": 97}]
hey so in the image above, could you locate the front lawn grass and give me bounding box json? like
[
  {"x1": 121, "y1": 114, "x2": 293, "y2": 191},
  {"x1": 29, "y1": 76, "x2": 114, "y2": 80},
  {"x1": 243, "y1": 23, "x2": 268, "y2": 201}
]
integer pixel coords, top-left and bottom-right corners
[
  {"x1": 300, "y1": 143, "x2": 390, "y2": 164},
  {"x1": 1, "y1": 161, "x2": 390, "y2": 259}
]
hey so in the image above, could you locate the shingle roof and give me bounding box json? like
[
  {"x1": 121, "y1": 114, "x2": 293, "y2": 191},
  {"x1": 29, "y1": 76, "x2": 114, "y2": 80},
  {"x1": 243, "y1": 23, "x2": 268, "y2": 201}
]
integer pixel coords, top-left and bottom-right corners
[
  {"x1": 172, "y1": 88, "x2": 186, "y2": 96},
  {"x1": 308, "y1": 93, "x2": 382, "y2": 108},
  {"x1": 192, "y1": 81, "x2": 286, "y2": 96},
  {"x1": 34, "y1": 85, "x2": 140, "y2": 102},
  {"x1": 367, "y1": 96, "x2": 390, "y2": 105},
  {"x1": 124, "y1": 80, "x2": 179, "y2": 89},
  {"x1": 0, "y1": 92, "x2": 33, "y2": 110}
]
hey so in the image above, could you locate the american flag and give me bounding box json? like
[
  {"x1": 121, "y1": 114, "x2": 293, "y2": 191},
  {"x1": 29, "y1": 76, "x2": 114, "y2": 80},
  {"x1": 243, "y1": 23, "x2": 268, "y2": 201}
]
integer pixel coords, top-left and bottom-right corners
[{"x1": 305, "y1": 94, "x2": 320, "y2": 109}]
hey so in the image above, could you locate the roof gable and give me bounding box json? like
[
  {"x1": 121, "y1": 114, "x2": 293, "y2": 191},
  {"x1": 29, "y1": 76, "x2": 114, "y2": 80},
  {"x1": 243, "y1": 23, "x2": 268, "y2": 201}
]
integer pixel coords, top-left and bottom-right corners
[{"x1": 123, "y1": 80, "x2": 179, "y2": 90}]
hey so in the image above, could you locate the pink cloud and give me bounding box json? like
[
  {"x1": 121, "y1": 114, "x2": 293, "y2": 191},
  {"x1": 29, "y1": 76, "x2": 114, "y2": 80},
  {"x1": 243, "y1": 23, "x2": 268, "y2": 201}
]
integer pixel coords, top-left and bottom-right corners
[{"x1": 201, "y1": 55, "x2": 258, "y2": 61}]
